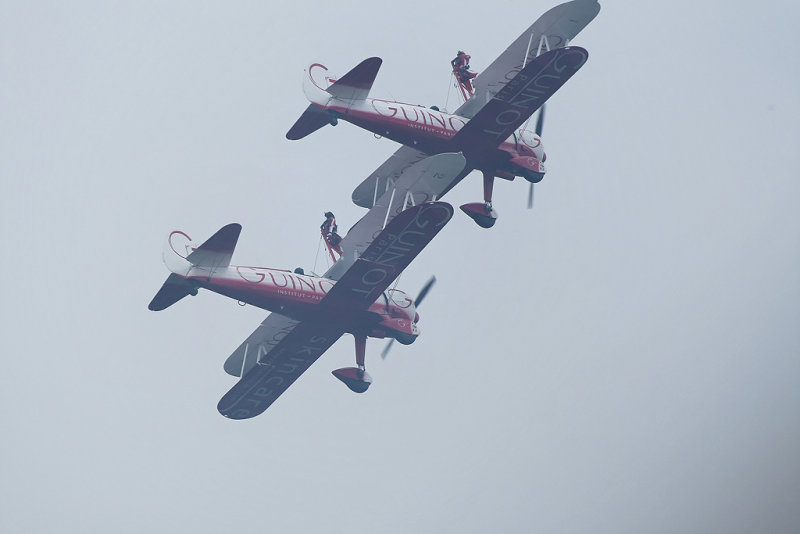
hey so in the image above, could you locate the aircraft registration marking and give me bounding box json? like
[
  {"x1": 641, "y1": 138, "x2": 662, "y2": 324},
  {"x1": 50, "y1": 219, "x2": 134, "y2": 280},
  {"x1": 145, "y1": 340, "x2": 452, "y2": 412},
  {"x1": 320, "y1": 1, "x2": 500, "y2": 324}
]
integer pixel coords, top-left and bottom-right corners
[
  {"x1": 368, "y1": 99, "x2": 466, "y2": 136},
  {"x1": 235, "y1": 267, "x2": 335, "y2": 296}
]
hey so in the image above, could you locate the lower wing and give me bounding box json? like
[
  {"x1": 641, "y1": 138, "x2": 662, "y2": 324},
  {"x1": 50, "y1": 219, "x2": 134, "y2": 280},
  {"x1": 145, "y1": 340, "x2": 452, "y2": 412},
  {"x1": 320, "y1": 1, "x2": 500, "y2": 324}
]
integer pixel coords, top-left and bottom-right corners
[
  {"x1": 218, "y1": 321, "x2": 344, "y2": 419},
  {"x1": 223, "y1": 312, "x2": 301, "y2": 378},
  {"x1": 351, "y1": 145, "x2": 429, "y2": 209}
]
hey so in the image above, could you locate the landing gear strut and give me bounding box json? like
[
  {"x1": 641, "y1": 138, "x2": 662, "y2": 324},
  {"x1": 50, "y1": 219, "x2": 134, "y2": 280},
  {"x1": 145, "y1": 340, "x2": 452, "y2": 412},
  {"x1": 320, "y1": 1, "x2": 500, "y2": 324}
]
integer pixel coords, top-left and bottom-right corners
[
  {"x1": 460, "y1": 170, "x2": 498, "y2": 228},
  {"x1": 332, "y1": 333, "x2": 373, "y2": 393}
]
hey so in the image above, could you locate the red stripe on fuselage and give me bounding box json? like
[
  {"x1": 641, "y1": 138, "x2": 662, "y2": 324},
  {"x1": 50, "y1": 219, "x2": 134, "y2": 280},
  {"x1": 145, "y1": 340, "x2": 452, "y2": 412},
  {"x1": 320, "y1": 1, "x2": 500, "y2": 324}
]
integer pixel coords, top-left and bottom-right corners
[
  {"x1": 185, "y1": 269, "x2": 397, "y2": 327},
  {"x1": 328, "y1": 101, "x2": 464, "y2": 154},
  {"x1": 327, "y1": 100, "x2": 531, "y2": 171}
]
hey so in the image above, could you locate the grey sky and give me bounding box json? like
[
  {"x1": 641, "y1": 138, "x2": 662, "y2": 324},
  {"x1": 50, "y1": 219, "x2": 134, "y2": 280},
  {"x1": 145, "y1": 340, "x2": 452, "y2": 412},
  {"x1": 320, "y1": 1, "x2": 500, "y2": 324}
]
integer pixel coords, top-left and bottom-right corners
[{"x1": 2, "y1": 1, "x2": 798, "y2": 532}]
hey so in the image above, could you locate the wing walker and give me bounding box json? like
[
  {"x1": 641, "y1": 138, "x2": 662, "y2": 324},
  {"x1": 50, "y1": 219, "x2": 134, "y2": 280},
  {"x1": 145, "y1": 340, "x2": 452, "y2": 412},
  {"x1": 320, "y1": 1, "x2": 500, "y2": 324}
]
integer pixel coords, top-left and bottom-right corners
[{"x1": 150, "y1": 1, "x2": 601, "y2": 419}]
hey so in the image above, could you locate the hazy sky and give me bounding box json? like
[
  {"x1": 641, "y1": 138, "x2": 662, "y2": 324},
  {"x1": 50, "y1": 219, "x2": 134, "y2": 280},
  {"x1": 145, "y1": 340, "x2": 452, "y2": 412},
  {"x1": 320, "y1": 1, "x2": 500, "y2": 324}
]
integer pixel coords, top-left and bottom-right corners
[{"x1": 2, "y1": 1, "x2": 799, "y2": 532}]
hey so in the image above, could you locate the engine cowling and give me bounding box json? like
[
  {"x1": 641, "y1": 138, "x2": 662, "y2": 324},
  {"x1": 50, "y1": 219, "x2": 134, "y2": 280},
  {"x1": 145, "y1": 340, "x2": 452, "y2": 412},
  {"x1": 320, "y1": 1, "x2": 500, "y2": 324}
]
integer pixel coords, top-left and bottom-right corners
[
  {"x1": 516, "y1": 130, "x2": 546, "y2": 162},
  {"x1": 500, "y1": 130, "x2": 547, "y2": 182},
  {"x1": 509, "y1": 155, "x2": 546, "y2": 183}
]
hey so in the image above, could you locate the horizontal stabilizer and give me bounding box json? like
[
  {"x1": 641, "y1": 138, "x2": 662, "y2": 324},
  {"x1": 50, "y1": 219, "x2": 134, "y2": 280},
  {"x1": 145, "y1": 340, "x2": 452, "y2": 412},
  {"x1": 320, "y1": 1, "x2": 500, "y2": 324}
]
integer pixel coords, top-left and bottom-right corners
[
  {"x1": 286, "y1": 104, "x2": 332, "y2": 140},
  {"x1": 148, "y1": 273, "x2": 197, "y2": 311},
  {"x1": 218, "y1": 322, "x2": 344, "y2": 419},
  {"x1": 326, "y1": 57, "x2": 382, "y2": 101},
  {"x1": 186, "y1": 223, "x2": 241, "y2": 269}
]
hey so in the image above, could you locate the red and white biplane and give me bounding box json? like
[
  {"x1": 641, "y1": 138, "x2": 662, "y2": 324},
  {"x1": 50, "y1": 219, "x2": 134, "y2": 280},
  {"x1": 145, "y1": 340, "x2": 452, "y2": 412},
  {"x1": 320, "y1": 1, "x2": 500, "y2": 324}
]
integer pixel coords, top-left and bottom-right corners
[
  {"x1": 287, "y1": 0, "x2": 600, "y2": 227},
  {"x1": 149, "y1": 153, "x2": 467, "y2": 419}
]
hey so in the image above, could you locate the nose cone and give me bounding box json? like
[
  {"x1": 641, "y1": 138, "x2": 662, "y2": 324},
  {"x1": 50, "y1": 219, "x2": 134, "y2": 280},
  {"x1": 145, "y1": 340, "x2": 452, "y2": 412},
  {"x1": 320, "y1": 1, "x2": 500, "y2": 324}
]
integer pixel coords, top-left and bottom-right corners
[{"x1": 509, "y1": 156, "x2": 546, "y2": 183}]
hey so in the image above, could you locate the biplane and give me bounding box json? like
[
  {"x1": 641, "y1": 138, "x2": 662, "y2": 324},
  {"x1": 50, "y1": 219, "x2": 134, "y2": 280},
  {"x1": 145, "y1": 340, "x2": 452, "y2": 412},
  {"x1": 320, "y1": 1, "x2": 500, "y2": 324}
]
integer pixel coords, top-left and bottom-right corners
[
  {"x1": 149, "y1": 153, "x2": 467, "y2": 419},
  {"x1": 287, "y1": 0, "x2": 600, "y2": 228}
]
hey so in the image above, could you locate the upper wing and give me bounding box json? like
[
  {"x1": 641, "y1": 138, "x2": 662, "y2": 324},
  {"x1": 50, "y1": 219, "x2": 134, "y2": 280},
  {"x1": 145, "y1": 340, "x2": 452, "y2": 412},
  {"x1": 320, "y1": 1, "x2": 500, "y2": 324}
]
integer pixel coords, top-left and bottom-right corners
[
  {"x1": 351, "y1": 145, "x2": 430, "y2": 209},
  {"x1": 218, "y1": 321, "x2": 344, "y2": 419},
  {"x1": 321, "y1": 201, "x2": 454, "y2": 309},
  {"x1": 327, "y1": 154, "x2": 465, "y2": 281},
  {"x1": 455, "y1": 0, "x2": 600, "y2": 119},
  {"x1": 222, "y1": 312, "x2": 301, "y2": 377},
  {"x1": 451, "y1": 46, "x2": 588, "y2": 157}
]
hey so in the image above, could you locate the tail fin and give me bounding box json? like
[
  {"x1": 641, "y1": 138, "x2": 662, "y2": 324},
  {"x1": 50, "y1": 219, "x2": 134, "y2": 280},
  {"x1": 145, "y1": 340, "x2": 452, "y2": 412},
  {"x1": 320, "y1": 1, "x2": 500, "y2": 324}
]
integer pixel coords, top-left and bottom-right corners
[
  {"x1": 184, "y1": 223, "x2": 241, "y2": 269},
  {"x1": 286, "y1": 57, "x2": 382, "y2": 140},
  {"x1": 325, "y1": 57, "x2": 382, "y2": 101},
  {"x1": 148, "y1": 223, "x2": 241, "y2": 311}
]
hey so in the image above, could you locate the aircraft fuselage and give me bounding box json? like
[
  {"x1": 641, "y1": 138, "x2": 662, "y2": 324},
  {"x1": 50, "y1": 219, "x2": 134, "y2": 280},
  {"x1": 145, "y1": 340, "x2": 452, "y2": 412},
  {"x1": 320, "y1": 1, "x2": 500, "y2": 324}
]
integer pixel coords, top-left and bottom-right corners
[
  {"x1": 184, "y1": 265, "x2": 418, "y2": 340},
  {"x1": 325, "y1": 98, "x2": 546, "y2": 178}
]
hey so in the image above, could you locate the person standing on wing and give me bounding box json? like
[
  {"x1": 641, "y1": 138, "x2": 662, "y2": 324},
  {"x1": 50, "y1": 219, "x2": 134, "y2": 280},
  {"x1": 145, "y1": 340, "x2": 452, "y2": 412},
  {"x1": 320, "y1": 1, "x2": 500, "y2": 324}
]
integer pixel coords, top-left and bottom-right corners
[
  {"x1": 320, "y1": 211, "x2": 342, "y2": 255},
  {"x1": 451, "y1": 50, "x2": 476, "y2": 94}
]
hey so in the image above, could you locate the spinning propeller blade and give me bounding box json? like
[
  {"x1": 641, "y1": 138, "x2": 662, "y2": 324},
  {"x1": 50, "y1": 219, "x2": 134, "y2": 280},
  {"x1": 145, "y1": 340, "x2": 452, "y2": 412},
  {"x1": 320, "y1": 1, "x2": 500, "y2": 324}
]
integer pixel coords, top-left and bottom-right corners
[
  {"x1": 528, "y1": 105, "x2": 546, "y2": 210},
  {"x1": 414, "y1": 276, "x2": 436, "y2": 307},
  {"x1": 380, "y1": 339, "x2": 395, "y2": 359},
  {"x1": 535, "y1": 104, "x2": 546, "y2": 136},
  {"x1": 528, "y1": 183, "x2": 535, "y2": 209},
  {"x1": 381, "y1": 276, "x2": 436, "y2": 359}
]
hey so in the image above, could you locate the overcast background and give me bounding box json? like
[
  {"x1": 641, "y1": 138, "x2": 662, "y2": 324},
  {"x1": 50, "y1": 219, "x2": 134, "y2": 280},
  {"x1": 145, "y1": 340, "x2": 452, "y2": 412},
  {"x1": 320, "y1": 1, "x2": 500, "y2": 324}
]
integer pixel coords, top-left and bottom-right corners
[{"x1": 2, "y1": 1, "x2": 799, "y2": 532}]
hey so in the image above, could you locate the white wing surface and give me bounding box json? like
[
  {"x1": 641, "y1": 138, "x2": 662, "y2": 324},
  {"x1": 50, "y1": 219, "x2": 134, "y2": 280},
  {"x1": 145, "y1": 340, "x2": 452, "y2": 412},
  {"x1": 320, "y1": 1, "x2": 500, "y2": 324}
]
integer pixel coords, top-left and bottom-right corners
[
  {"x1": 218, "y1": 322, "x2": 344, "y2": 419},
  {"x1": 351, "y1": 145, "x2": 430, "y2": 209},
  {"x1": 223, "y1": 313, "x2": 301, "y2": 377},
  {"x1": 327, "y1": 153, "x2": 466, "y2": 280}
]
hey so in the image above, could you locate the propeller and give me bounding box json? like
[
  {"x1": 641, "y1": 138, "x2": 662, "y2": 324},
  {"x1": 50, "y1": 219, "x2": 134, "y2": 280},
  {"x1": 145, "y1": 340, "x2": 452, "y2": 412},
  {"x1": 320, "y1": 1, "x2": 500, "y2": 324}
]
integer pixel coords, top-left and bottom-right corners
[
  {"x1": 528, "y1": 180, "x2": 535, "y2": 209},
  {"x1": 414, "y1": 275, "x2": 436, "y2": 307},
  {"x1": 528, "y1": 104, "x2": 546, "y2": 209},
  {"x1": 380, "y1": 339, "x2": 395, "y2": 359},
  {"x1": 534, "y1": 103, "x2": 546, "y2": 136},
  {"x1": 381, "y1": 276, "x2": 436, "y2": 359}
]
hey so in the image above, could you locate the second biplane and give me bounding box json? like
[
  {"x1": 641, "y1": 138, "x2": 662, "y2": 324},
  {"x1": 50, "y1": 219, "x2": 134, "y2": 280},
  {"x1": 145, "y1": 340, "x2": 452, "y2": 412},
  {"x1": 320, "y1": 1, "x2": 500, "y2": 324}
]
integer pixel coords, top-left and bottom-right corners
[
  {"x1": 149, "y1": 153, "x2": 467, "y2": 419},
  {"x1": 287, "y1": 0, "x2": 600, "y2": 227}
]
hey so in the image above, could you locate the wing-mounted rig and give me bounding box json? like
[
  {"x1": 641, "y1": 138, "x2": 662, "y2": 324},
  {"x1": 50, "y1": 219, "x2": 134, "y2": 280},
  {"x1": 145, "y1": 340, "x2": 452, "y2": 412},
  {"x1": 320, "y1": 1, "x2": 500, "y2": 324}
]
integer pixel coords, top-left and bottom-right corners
[
  {"x1": 451, "y1": 50, "x2": 477, "y2": 102},
  {"x1": 320, "y1": 211, "x2": 343, "y2": 263}
]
